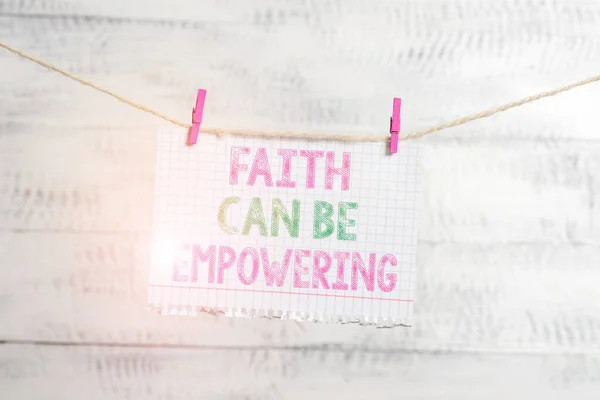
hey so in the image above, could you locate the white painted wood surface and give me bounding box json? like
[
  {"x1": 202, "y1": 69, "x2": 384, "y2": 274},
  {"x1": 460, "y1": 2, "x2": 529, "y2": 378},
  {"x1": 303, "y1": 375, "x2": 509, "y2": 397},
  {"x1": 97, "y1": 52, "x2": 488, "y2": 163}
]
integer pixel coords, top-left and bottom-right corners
[{"x1": 1, "y1": 0, "x2": 600, "y2": 398}]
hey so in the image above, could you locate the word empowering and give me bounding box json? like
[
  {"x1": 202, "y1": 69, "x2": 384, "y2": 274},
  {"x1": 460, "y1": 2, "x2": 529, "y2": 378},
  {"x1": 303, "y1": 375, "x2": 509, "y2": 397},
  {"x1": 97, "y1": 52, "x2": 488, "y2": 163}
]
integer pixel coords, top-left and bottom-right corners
[{"x1": 173, "y1": 244, "x2": 398, "y2": 293}]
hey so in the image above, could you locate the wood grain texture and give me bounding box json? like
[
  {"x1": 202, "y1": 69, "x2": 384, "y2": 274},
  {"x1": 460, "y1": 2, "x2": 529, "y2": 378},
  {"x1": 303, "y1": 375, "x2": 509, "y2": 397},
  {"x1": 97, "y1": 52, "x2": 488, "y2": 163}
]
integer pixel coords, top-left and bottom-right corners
[
  {"x1": 2, "y1": 0, "x2": 600, "y2": 398},
  {"x1": 2, "y1": 344, "x2": 600, "y2": 400},
  {"x1": 2, "y1": 232, "x2": 600, "y2": 354},
  {"x1": 1, "y1": 123, "x2": 597, "y2": 242}
]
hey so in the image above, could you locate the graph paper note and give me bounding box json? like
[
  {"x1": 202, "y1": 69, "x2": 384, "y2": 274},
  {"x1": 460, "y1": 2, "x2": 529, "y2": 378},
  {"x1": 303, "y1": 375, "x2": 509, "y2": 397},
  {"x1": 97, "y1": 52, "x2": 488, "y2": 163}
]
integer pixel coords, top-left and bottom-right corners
[{"x1": 149, "y1": 129, "x2": 421, "y2": 326}]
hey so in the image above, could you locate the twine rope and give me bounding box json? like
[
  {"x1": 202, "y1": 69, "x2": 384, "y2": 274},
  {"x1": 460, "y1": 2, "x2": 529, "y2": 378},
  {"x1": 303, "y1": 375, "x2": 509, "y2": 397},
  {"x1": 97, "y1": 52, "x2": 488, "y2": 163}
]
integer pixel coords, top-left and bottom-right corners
[{"x1": 2, "y1": 41, "x2": 600, "y2": 142}]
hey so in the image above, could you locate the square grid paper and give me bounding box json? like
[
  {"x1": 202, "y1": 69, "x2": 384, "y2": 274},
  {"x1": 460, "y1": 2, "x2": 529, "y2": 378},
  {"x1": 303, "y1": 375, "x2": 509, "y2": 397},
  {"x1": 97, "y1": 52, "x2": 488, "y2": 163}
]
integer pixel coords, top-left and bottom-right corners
[{"x1": 149, "y1": 129, "x2": 421, "y2": 326}]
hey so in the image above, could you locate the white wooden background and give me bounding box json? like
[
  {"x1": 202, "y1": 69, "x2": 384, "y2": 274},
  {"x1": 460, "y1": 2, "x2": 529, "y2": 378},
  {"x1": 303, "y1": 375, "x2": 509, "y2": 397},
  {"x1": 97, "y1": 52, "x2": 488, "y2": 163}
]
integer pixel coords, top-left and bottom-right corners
[{"x1": 2, "y1": 0, "x2": 600, "y2": 398}]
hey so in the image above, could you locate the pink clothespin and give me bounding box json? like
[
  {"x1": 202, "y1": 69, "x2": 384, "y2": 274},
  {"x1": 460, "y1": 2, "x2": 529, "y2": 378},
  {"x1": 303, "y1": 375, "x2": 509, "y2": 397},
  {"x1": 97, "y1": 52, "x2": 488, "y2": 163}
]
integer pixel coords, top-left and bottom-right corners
[
  {"x1": 188, "y1": 89, "x2": 207, "y2": 145},
  {"x1": 389, "y1": 97, "x2": 401, "y2": 154}
]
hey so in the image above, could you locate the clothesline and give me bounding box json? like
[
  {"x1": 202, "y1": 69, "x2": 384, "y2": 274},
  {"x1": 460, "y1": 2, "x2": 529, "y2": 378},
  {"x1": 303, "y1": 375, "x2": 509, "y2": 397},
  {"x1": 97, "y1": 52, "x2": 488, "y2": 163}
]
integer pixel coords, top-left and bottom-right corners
[{"x1": 2, "y1": 41, "x2": 599, "y2": 142}]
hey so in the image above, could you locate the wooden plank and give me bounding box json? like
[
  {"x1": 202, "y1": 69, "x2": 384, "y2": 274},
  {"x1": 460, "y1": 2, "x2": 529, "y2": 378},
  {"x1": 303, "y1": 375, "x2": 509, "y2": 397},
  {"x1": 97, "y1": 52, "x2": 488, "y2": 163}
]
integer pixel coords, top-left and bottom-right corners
[
  {"x1": 0, "y1": 1, "x2": 598, "y2": 396},
  {"x1": 2, "y1": 344, "x2": 600, "y2": 399},
  {"x1": 4, "y1": 0, "x2": 600, "y2": 42},
  {"x1": 1, "y1": 9, "x2": 599, "y2": 239},
  {"x1": 0, "y1": 118, "x2": 596, "y2": 242},
  {"x1": 0, "y1": 125, "x2": 154, "y2": 233},
  {"x1": 1, "y1": 231, "x2": 599, "y2": 352},
  {"x1": 420, "y1": 143, "x2": 597, "y2": 244},
  {"x1": 2, "y1": 5, "x2": 600, "y2": 139}
]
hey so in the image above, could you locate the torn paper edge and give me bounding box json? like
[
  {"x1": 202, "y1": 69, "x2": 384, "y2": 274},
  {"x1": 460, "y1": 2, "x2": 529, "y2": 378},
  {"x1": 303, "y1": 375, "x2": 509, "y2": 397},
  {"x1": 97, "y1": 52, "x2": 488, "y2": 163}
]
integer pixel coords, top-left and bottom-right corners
[{"x1": 147, "y1": 304, "x2": 411, "y2": 328}]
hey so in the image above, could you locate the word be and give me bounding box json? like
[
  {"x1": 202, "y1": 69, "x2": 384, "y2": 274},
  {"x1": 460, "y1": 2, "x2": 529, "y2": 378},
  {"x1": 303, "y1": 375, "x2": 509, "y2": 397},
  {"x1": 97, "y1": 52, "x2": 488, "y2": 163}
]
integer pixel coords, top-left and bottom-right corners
[
  {"x1": 173, "y1": 244, "x2": 398, "y2": 292},
  {"x1": 218, "y1": 197, "x2": 358, "y2": 241}
]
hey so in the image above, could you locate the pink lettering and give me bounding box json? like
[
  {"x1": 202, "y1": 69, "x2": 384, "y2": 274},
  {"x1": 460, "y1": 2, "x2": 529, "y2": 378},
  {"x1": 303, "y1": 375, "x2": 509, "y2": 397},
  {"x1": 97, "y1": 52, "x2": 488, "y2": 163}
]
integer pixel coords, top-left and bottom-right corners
[
  {"x1": 378, "y1": 254, "x2": 398, "y2": 292},
  {"x1": 311, "y1": 250, "x2": 331, "y2": 289},
  {"x1": 325, "y1": 151, "x2": 351, "y2": 191},
  {"x1": 229, "y1": 147, "x2": 250, "y2": 185},
  {"x1": 293, "y1": 249, "x2": 311, "y2": 288},
  {"x1": 217, "y1": 246, "x2": 236, "y2": 283},
  {"x1": 332, "y1": 251, "x2": 350, "y2": 290},
  {"x1": 172, "y1": 243, "x2": 192, "y2": 282},
  {"x1": 192, "y1": 244, "x2": 216, "y2": 284},
  {"x1": 260, "y1": 248, "x2": 292, "y2": 287},
  {"x1": 351, "y1": 252, "x2": 375, "y2": 291},
  {"x1": 237, "y1": 247, "x2": 260, "y2": 285},
  {"x1": 300, "y1": 150, "x2": 324, "y2": 189},
  {"x1": 276, "y1": 149, "x2": 297, "y2": 188},
  {"x1": 247, "y1": 147, "x2": 273, "y2": 187}
]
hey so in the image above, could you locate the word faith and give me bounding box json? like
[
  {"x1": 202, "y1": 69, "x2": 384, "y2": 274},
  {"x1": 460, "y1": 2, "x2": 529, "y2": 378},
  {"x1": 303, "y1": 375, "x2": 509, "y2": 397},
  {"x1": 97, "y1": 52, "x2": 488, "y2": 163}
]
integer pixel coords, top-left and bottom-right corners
[{"x1": 229, "y1": 147, "x2": 352, "y2": 190}]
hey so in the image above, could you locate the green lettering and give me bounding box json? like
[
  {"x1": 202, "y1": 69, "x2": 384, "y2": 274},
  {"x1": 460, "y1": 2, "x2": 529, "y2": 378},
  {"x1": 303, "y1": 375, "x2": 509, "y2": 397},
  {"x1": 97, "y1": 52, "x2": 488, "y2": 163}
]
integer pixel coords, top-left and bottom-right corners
[
  {"x1": 313, "y1": 200, "x2": 334, "y2": 239},
  {"x1": 338, "y1": 202, "x2": 358, "y2": 241},
  {"x1": 242, "y1": 197, "x2": 268, "y2": 236},
  {"x1": 271, "y1": 198, "x2": 300, "y2": 238},
  {"x1": 218, "y1": 196, "x2": 240, "y2": 235}
]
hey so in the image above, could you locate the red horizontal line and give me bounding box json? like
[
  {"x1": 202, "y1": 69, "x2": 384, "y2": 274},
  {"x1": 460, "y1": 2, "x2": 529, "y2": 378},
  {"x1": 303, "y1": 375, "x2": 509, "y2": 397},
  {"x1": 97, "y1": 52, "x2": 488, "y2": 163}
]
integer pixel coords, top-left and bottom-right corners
[{"x1": 149, "y1": 284, "x2": 413, "y2": 303}]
